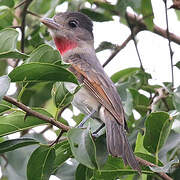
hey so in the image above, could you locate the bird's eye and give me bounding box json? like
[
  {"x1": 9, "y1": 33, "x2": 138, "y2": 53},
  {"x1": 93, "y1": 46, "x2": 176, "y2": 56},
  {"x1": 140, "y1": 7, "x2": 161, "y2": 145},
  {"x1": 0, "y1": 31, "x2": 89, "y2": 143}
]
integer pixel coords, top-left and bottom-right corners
[{"x1": 68, "y1": 20, "x2": 78, "y2": 28}]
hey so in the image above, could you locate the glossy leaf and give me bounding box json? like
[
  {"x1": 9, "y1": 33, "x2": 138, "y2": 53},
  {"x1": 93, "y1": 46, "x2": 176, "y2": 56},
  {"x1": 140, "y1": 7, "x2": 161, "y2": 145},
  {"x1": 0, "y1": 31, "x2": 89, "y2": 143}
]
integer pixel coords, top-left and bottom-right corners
[
  {"x1": 0, "y1": 75, "x2": 10, "y2": 101},
  {"x1": 0, "y1": 100, "x2": 12, "y2": 113},
  {"x1": 0, "y1": 108, "x2": 52, "y2": 137},
  {"x1": 0, "y1": 51, "x2": 28, "y2": 59},
  {"x1": 25, "y1": 44, "x2": 62, "y2": 64},
  {"x1": 111, "y1": 67, "x2": 140, "y2": 83},
  {"x1": 67, "y1": 128, "x2": 98, "y2": 169},
  {"x1": 175, "y1": 61, "x2": 180, "y2": 69},
  {"x1": 9, "y1": 62, "x2": 78, "y2": 84},
  {"x1": 27, "y1": 145, "x2": 55, "y2": 180},
  {"x1": 143, "y1": 112, "x2": 173, "y2": 154},
  {"x1": 0, "y1": 138, "x2": 39, "y2": 153},
  {"x1": 0, "y1": 28, "x2": 18, "y2": 52}
]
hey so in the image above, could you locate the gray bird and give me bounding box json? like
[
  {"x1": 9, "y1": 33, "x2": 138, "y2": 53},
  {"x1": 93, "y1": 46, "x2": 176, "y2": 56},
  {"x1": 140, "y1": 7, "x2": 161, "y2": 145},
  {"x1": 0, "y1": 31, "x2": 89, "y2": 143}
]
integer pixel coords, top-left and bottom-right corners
[{"x1": 41, "y1": 12, "x2": 141, "y2": 173}]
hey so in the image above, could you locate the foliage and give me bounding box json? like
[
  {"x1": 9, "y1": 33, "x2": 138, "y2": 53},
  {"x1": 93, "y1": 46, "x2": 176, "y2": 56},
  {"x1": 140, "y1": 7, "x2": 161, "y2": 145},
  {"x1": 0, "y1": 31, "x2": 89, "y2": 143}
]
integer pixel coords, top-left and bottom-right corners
[{"x1": 0, "y1": 0, "x2": 180, "y2": 180}]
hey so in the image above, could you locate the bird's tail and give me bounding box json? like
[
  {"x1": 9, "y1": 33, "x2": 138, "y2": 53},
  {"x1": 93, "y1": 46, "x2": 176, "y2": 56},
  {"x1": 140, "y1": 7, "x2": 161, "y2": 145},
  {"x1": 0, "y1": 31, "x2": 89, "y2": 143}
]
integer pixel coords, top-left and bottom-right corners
[{"x1": 104, "y1": 110, "x2": 141, "y2": 173}]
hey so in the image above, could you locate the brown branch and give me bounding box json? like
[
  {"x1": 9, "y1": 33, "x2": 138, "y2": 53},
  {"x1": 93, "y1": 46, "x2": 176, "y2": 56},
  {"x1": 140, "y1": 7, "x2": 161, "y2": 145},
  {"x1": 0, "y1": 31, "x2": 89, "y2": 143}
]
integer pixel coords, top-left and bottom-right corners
[
  {"x1": 3, "y1": 96, "x2": 70, "y2": 132},
  {"x1": 136, "y1": 156, "x2": 173, "y2": 180},
  {"x1": 126, "y1": 12, "x2": 180, "y2": 45}
]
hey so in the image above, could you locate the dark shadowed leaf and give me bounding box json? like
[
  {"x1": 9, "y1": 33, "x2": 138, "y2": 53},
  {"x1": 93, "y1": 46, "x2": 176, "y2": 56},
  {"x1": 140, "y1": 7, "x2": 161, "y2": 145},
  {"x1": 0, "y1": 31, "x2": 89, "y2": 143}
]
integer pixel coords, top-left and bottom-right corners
[
  {"x1": 0, "y1": 108, "x2": 52, "y2": 137},
  {"x1": 175, "y1": 61, "x2": 180, "y2": 69},
  {"x1": 81, "y1": 8, "x2": 113, "y2": 22},
  {"x1": 75, "y1": 164, "x2": 87, "y2": 180},
  {"x1": 143, "y1": 112, "x2": 172, "y2": 154},
  {"x1": 9, "y1": 63, "x2": 78, "y2": 84},
  {"x1": 0, "y1": 75, "x2": 10, "y2": 101},
  {"x1": 0, "y1": 138, "x2": 39, "y2": 153},
  {"x1": 53, "y1": 141, "x2": 72, "y2": 172},
  {"x1": 67, "y1": 128, "x2": 97, "y2": 169},
  {"x1": 95, "y1": 41, "x2": 116, "y2": 53},
  {"x1": 0, "y1": 0, "x2": 14, "y2": 8},
  {"x1": 27, "y1": 145, "x2": 55, "y2": 180}
]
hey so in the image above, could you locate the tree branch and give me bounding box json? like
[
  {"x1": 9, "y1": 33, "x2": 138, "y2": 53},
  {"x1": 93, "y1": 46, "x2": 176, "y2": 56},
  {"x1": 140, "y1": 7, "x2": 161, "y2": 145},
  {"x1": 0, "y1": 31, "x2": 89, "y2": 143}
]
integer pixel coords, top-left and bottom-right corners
[
  {"x1": 3, "y1": 96, "x2": 70, "y2": 132},
  {"x1": 163, "y1": 0, "x2": 174, "y2": 87},
  {"x1": 126, "y1": 13, "x2": 144, "y2": 71},
  {"x1": 136, "y1": 156, "x2": 173, "y2": 180},
  {"x1": 126, "y1": 12, "x2": 180, "y2": 45}
]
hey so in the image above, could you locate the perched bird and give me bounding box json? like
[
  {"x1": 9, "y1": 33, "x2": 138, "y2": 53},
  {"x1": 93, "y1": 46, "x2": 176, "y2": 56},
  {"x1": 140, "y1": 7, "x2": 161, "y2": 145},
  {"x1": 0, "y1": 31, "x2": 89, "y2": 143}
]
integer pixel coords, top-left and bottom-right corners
[{"x1": 41, "y1": 12, "x2": 140, "y2": 173}]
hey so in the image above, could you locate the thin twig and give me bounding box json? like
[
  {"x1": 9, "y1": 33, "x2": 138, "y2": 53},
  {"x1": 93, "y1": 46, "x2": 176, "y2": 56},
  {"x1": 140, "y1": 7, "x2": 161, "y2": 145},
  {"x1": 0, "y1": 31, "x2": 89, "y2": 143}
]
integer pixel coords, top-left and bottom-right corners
[
  {"x1": 163, "y1": 0, "x2": 174, "y2": 88},
  {"x1": 14, "y1": 0, "x2": 27, "y2": 9},
  {"x1": 3, "y1": 96, "x2": 70, "y2": 131},
  {"x1": 14, "y1": 0, "x2": 33, "y2": 67},
  {"x1": 136, "y1": 156, "x2": 173, "y2": 180},
  {"x1": 27, "y1": 10, "x2": 42, "y2": 18},
  {"x1": 126, "y1": 13, "x2": 144, "y2": 71}
]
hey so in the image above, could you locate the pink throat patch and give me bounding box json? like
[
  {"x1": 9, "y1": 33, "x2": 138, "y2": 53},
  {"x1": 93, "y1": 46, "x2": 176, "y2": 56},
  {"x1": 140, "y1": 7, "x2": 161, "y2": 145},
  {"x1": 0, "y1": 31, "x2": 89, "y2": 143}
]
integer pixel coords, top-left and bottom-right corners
[{"x1": 54, "y1": 37, "x2": 77, "y2": 55}]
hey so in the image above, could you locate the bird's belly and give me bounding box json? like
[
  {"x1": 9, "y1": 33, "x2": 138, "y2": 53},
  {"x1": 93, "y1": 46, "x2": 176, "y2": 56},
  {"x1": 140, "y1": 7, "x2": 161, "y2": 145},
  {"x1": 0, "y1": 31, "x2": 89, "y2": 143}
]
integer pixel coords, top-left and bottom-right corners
[{"x1": 72, "y1": 86, "x2": 100, "y2": 118}]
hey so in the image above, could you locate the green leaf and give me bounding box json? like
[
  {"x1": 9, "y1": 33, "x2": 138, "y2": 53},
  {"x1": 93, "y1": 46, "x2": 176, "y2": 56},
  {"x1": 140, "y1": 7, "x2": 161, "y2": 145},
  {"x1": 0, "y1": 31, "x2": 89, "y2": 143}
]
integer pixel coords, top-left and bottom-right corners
[
  {"x1": 25, "y1": 44, "x2": 62, "y2": 64},
  {"x1": 80, "y1": 8, "x2": 113, "y2": 22},
  {"x1": 8, "y1": 62, "x2": 78, "y2": 84},
  {"x1": 0, "y1": 28, "x2": 18, "y2": 52},
  {"x1": 75, "y1": 164, "x2": 87, "y2": 180},
  {"x1": 0, "y1": 50, "x2": 28, "y2": 59},
  {"x1": 0, "y1": 138, "x2": 39, "y2": 153},
  {"x1": 0, "y1": 100, "x2": 12, "y2": 113},
  {"x1": 129, "y1": 88, "x2": 149, "y2": 116},
  {"x1": 0, "y1": 108, "x2": 52, "y2": 137},
  {"x1": 135, "y1": 132, "x2": 150, "y2": 154},
  {"x1": 0, "y1": 0, "x2": 14, "y2": 8},
  {"x1": 0, "y1": 28, "x2": 28, "y2": 59},
  {"x1": 52, "y1": 82, "x2": 74, "y2": 108},
  {"x1": 141, "y1": 0, "x2": 154, "y2": 31},
  {"x1": 0, "y1": 75, "x2": 10, "y2": 101},
  {"x1": 173, "y1": 86, "x2": 180, "y2": 112},
  {"x1": 143, "y1": 112, "x2": 173, "y2": 154},
  {"x1": 67, "y1": 128, "x2": 98, "y2": 169},
  {"x1": 0, "y1": 7, "x2": 13, "y2": 28},
  {"x1": 27, "y1": 145, "x2": 55, "y2": 180},
  {"x1": 95, "y1": 41, "x2": 116, "y2": 53},
  {"x1": 53, "y1": 141, "x2": 72, "y2": 172},
  {"x1": 175, "y1": 61, "x2": 180, "y2": 69},
  {"x1": 94, "y1": 134, "x2": 108, "y2": 168},
  {"x1": 135, "y1": 152, "x2": 163, "y2": 166},
  {"x1": 29, "y1": 0, "x2": 52, "y2": 14},
  {"x1": 111, "y1": 67, "x2": 140, "y2": 83}
]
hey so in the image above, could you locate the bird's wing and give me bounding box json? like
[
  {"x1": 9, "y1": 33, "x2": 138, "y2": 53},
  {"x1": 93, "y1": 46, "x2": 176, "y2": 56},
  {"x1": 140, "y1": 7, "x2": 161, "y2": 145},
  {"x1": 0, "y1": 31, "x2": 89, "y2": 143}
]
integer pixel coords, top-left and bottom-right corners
[{"x1": 68, "y1": 53, "x2": 125, "y2": 126}]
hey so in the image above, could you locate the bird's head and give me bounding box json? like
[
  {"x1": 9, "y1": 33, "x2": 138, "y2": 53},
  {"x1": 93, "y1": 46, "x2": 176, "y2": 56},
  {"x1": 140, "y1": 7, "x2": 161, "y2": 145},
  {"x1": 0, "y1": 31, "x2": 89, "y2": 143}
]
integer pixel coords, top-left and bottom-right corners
[{"x1": 40, "y1": 12, "x2": 94, "y2": 55}]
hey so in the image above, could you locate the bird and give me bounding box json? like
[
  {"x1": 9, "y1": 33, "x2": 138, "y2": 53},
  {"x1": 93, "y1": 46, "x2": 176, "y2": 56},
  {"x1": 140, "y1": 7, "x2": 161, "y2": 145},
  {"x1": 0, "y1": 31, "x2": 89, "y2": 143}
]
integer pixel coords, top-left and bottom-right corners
[{"x1": 41, "y1": 11, "x2": 141, "y2": 173}]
